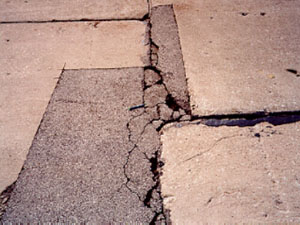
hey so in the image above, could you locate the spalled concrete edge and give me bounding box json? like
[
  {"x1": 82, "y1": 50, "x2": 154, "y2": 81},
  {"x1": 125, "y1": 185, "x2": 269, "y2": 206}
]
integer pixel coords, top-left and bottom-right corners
[{"x1": 2, "y1": 3, "x2": 300, "y2": 223}]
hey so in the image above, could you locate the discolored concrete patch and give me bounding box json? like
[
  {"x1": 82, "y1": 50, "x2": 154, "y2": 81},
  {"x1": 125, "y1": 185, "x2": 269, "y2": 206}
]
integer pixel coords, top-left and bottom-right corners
[
  {"x1": 2, "y1": 68, "x2": 163, "y2": 223},
  {"x1": 153, "y1": 0, "x2": 300, "y2": 116},
  {"x1": 0, "y1": 21, "x2": 148, "y2": 193},
  {"x1": 161, "y1": 122, "x2": 300, "y2": 223},
  {"x1": 0, "y1": 0, "x2": 148, "y2": 22}
]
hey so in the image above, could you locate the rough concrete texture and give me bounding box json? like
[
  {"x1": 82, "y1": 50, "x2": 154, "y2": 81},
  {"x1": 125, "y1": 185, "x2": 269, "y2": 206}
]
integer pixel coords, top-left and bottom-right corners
[
  {"x1": 0, "y1": 21, "x2": 148, "y2": 193},
  {"x1": 2, "y1": 68, "x2": 168, "y2": 223},
  {"x1": 161, "y1": 121, "x2": 300, "y2": 223},
  {"x1": 152, "y1": 0, "x2": 300, "y2": 116},
  {"x1": 0, "y1": 0, "x2": 148, "y2": 22},
  {"x1": 150, "y1": 5, "x2": 190, "y2": 113}
]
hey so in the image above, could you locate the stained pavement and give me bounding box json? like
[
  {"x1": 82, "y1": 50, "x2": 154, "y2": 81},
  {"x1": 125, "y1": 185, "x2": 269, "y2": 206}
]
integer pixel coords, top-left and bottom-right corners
[{"x1": 1, "y1": 0, "x2": 300, "y2": 223}]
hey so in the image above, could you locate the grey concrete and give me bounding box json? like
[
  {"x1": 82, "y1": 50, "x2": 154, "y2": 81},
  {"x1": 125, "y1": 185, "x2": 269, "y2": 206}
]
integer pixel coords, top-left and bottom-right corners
[
  {"x1": 2, "y1": 68, "x2": 158, "y2": 223},
  {"x1": 0, "y1": 0, "x2": 148, "y2": 22},
  {"x1": 150, "y1": 5, "x2": 190, "y2": 113},
  {"x1": 161, "y1": 121, "x2": 300, "y2": 224},
  {"x1": 153, "y1": 0, "x2": 300, "y2": 116}
]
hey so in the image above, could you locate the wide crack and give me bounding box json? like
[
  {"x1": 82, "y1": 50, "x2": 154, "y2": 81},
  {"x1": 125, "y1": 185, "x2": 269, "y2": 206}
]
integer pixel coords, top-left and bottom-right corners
[
  {"x1": 124, "y1": 4, "x2": 300, "y2": 224},
  {"x1": 2, "y1": 3, "x2": 300, "y2": 224}
]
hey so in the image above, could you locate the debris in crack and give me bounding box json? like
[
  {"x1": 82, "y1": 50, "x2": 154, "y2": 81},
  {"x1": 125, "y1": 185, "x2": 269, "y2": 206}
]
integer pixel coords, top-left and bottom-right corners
[
  {"x1": 123, "y1": 4, "x2": 194, "y2": 224},
  {"x1": 150, "y1": 5, "x2": 191, "y2": 114},
  {"x1": 0, "y1": 182, "x2": 15, "y2": 220}
]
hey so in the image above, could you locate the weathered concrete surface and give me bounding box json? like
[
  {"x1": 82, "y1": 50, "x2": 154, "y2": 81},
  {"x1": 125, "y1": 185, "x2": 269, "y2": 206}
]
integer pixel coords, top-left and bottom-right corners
[
  {"x1": 152, "y1": 0, "x2": 300, "y2": 116},
  {"x1": 2, "y1": 68, "x2": 162, "y2": 223},
  {"x1": 150, "y1": 5, "x2": 190, "y2": 112},
  {"x1": 0, "y1": 21, "x2": 148, "y2": 193},
  {"x1": 0, "y1": 0, "x2": 148, "y2": 22},
  {"x1": 161, "y1": 122, "x2": 300, "y2": 223}
]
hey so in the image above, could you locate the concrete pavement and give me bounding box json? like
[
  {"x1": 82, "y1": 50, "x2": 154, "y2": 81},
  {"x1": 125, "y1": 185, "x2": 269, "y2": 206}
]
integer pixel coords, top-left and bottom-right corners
[
  {"x1": 150, "y1": 0, "x2": 300, "y2": 223},
  {"x1": 1, "y1": 0, "x2": 300, "y2": 223},
  {"x1": 0, "y1": 19, "x2": 148, "y2": 194},
  {"x1": 0, "y1": 0, "x2": 148, "y2": 22},
  {"x1": 153, "y1": 0, "x2": 300, "y2": 116}
]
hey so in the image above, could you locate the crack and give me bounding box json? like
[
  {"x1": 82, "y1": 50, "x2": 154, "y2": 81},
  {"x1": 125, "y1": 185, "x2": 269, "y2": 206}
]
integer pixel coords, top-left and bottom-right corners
[
  {"x1": 0, "y1": 182, "x2": 16, "y2": 220},
  {"x1": 0, "y1": 17, "x2": 149, "y2": 24},
  {"x1": 54, "y1": 99, "x2": 100, "y2": 105},
  {"x1": 64, "y1": 66, "x2": 144, "y2": 71},
  {"x1": 190, "y1": 111, "x2": 300, "y2": 128},
  {"x1": 181, "y1": 134, "x2": 240, "y2": 163}
]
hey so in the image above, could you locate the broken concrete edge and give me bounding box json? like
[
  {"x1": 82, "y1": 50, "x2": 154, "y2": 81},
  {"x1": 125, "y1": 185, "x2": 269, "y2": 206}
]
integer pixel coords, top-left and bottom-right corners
[
  {"x1": 3, "y1": 2, "x2": 300, "y2": 223},
  {"x1": 0, "y1": 182, "x2": 15, "y2": 219},
  {"x1": 159, "y1": 110, "x2": 300, "y2": 131},
  {"x1": 149, "y1": 4, "x2": 191, "y2": 114}
]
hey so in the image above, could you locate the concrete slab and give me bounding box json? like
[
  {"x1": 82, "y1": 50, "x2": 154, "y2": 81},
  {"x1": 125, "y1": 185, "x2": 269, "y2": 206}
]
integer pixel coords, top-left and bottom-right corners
[
  {"x1": 0, "y1": 0, "x2": 148, "y2": 22},
  {"x1": 150, "y1": 5, "x2": 190, "y2": 112},
  {"x1": 161, "y1": 121, "x2": 300, "y2": 223},
  {"x1": 2, "y1": 68, "x2": 161, "y2": 223},
  {"x1": 152, "y1": 0, "x2": 300, "y2": 116},
  {"x1": 0, "y1": 21, "x2": 148, "y2": 193}
]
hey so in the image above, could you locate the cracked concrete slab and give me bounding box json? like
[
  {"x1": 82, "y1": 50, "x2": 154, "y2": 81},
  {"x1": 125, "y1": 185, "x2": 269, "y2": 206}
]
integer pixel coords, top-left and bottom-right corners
[
  {"x1": 0, "y1": 21, "x2": 148, "y2": 193},
  {"x1": 150, "y1": 5, "x2": 190, "y2": 113},
  {"x1": 0, "y1": 0, "x2": 148, "y2": 22},
  {"x1": 2, "y1": 68, "x2": 160, "y2": 223},
  {"x1": 161, "y1": 121, "x2": 300, "y2": 223},
  {"x1": 152, "y1": 0, "x2": 300, "y2": 116}
]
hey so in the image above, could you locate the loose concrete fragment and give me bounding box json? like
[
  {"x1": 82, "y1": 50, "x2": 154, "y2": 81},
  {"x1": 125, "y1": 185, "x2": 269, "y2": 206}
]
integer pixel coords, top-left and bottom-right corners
[
  {"x1": 161, "y1": 121, "x2": 300, "y2": 223},
  {"x1": 158, "y1": 104, "x2": 173, "y2": 121},
  {"x1": 145, "y1": 69, "x2": 161, "y2": 87},
  {"x1": 172, "y1": 111, "x2": 181, "y2": 120},
  {"x1": 145, "y1": 106, "x2": 160, "y2": 121},
  {"x1": 0, "y1": 0, "x2": 148, "y2": 22},
  {"x1": 154, "y1": 0, "x2": 300, "y2": 115},
  {"x1": 137, "y1": 125, "x2": 161, "y2": 159},
  {"x1": 144, "y1": 85, "x2": 168, "y2": 108},
  {"x1": 2, "y1": 68, "x2": 158, "y2": 223},
  {"x1": 0, "y1": 21, "x2": 148, "y2": 193}
]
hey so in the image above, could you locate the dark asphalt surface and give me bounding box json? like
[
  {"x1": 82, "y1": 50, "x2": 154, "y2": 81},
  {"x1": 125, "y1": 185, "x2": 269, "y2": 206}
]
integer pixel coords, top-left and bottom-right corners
[
  {"x1": 2, "y1": 68, "x2": 157, "y2": 223},
  {"x1": 2, "y1": 5, "x2": 190, "y2": 223}
]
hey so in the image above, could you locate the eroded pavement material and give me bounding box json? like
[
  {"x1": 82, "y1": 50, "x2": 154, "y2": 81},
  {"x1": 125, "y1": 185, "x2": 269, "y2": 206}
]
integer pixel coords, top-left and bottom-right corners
[
  {"x1": 3, "y1": 2, "x2": 300, "y2": 223},
  {"x1": 2, "y1": 68, "x2": 160, "y2": 223},
  {"x1": 1, "y1": 5, "x2": 191, "y2": 223}
]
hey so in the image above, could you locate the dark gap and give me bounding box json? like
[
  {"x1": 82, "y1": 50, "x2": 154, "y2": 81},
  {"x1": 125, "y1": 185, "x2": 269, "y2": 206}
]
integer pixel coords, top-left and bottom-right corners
[
  {"x1": 165, "y1": 94, "x2": 180, "y2": 111},
  {"x1": 286, "y1": 69, "x2": 298, "y2": 74},
  {"x1": 0, "y1": 182, "x2": 16, "y2": 220},
  {"x1": 0, "y1": 17, "x2": 146, "y2": 24},
  {"x1": 192, "y1": 111, "x2": 300, "y2": 127},
  {"x1": 240, "y1": 12, "x2": 249, "y2": 16}
]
